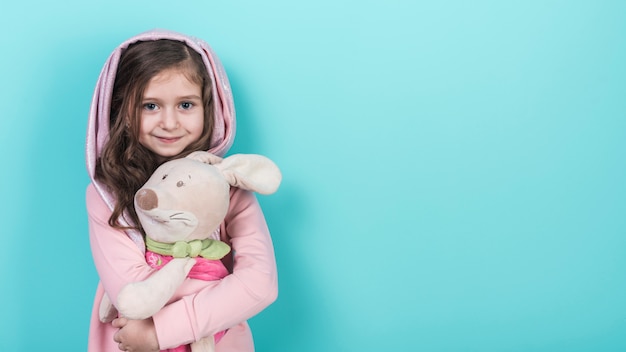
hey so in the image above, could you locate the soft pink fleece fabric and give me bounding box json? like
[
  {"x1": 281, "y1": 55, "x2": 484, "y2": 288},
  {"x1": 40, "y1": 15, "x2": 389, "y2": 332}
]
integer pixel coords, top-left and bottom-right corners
[
  {"x1": 145, "y1": 252, "x2": 229, "y2": 282},
  {"x1": 85, "y1": 29, "x2": 277, "y2": 351}
]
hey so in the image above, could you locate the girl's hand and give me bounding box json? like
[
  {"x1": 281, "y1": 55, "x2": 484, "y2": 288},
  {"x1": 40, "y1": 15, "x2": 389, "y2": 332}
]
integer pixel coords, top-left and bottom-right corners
[{"x1": 112, "y1": 317, "x2": 159, "y2": 352}]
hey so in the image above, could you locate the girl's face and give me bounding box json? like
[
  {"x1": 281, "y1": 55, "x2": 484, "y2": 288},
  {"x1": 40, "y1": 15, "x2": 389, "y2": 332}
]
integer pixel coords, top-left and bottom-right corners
[{"x1": 138, "y1": 68, "x2": 204, "y2": 158}]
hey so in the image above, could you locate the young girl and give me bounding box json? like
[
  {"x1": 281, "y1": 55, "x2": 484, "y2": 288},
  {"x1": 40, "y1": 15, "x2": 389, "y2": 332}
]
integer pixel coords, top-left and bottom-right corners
[{"x1": 86, "y1": 29, "x2": 278, "y2": 351}]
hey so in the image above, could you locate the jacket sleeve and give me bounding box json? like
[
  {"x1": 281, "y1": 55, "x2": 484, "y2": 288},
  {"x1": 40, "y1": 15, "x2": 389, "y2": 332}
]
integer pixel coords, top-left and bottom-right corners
[
  {"x1": 151, "y1": 187, "x2": 278, "y2": 349},
  {"x1": 87, "y1": 184, "x2": 155, "y2": 307}
]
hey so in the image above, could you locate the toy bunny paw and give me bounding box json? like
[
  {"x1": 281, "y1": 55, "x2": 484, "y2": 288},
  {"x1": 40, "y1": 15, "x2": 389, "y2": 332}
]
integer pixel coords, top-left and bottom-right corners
[{"x1": 98, "y1": 293, "x2": 118, "y2": 323}]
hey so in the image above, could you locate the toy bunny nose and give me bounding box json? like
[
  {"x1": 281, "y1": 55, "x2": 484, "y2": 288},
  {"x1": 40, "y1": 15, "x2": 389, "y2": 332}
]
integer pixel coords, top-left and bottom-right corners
[{"x1": 136, "y1": 189, "x2": 158, "y2": 210}]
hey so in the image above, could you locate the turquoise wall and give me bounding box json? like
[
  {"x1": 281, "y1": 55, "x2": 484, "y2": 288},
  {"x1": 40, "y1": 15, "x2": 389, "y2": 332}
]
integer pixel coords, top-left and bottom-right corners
[{"x1": 1, "y1": 1, "x2": 625, "y2": 351}]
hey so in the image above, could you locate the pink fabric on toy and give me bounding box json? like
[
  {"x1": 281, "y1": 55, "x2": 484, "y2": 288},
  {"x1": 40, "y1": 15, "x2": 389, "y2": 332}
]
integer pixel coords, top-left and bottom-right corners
[
  {"x1": 146, "y1": 252, "x2": 230, "y2": 281},
  {"x1": 146, "y1": 251, "x2": 229, "y2": 351}
]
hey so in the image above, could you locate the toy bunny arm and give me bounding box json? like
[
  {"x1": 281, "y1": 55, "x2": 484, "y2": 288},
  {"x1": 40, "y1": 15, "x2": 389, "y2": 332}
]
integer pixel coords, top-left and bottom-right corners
[
  {"x1": 151, "y1": 188, "x2": 278, "y2": 349},
  {"x1": 116, "y1": 258, "x2": 196, "y2": 319},
  {"x1": 100, "y1": 259, "x2": 195, "y2": 322}
]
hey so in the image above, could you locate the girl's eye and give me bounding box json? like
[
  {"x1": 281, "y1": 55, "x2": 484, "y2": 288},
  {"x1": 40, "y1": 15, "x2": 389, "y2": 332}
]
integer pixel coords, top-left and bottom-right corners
[
  {"x1": 180, "y1": 102, "x2": 193, "y2": 110},
  {"x1": 177, "y1": 181, "x2": 185, "y2": 187},
  {"x1": 144, "y1": 103, "x2": 158, "y2": 111}
]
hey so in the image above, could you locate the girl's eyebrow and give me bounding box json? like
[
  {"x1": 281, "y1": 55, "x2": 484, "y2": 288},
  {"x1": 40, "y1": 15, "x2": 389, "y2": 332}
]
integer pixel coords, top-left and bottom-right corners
[
  {"x1": 178, "y1": 95, "x2": 202, "y2": 100},
  {"x1": 142, "y1": 94, "x2": 202, "y2": 101}
]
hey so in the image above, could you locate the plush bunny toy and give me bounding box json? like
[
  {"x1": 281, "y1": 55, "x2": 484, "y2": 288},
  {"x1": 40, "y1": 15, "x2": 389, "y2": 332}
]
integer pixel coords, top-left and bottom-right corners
[{"x1": 98, "y1": 151, "x2": 281, "y2": 352}]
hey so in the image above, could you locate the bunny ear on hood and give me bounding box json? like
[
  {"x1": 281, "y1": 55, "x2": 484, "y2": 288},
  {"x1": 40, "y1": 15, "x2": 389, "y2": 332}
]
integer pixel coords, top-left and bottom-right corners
[{"x1": 85, "y1": 29, "x2": 236, "y2": 248}]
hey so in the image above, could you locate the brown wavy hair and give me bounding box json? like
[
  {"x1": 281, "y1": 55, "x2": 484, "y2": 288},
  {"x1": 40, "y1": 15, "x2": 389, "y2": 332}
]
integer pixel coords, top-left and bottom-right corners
[{"x1": 95, "y1": 39, "x2": 214, "y2": 233}]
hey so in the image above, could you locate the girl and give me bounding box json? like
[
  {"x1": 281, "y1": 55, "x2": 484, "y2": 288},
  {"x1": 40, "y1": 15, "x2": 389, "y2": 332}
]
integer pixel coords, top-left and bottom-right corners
[{"x1": 86, "y1": 29, "x2": 278, "y2": 351}]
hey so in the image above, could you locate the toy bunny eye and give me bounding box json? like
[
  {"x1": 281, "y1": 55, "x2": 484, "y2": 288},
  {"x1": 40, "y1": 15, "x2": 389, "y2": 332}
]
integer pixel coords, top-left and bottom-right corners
[
  {"x1": 162, "y1": 174, "x2": 168, "y2": 180},
  {"x1": 177, "y1": 181, "x2": 185, "y2": 187}
]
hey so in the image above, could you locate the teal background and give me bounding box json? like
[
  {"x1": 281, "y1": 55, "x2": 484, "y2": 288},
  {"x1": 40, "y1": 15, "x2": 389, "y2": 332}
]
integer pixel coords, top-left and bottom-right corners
[{"x1": 1, "y1": 1, "x2": 625, "y2": 351}]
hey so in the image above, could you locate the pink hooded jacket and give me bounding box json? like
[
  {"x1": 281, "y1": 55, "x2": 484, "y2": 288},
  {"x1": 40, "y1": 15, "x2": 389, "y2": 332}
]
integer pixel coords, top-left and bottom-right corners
[{"x1": 85, "y1": 29, "x2": 278, "y2": 351}]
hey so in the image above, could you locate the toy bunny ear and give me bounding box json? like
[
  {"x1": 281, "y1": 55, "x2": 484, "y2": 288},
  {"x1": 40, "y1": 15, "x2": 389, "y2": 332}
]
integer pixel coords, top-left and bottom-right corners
[
  {"x1": 215, "y1": 154, "x2": 282, "y2": 194},
  {"x1": 186, "y1": 151, "x2": 223, "y2": 164}
]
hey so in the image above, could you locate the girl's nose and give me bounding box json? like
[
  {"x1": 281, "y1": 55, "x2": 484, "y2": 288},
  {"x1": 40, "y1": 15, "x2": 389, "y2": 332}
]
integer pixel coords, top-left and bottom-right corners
[{"x1": 160, "y1": 108, "x2": 179, "y2": 130}]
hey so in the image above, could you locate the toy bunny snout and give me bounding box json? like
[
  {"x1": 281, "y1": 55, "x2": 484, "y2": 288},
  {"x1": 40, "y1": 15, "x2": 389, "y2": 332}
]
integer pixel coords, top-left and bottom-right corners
[{"x1": 136, "y1": 189, "x2": 158, "y2": 210}]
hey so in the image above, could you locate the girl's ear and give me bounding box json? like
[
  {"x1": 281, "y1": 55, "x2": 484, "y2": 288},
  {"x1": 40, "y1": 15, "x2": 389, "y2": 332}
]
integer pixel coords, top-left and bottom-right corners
[{"x1": 215, "y1": 154, "x2": 282, "y2": 195}]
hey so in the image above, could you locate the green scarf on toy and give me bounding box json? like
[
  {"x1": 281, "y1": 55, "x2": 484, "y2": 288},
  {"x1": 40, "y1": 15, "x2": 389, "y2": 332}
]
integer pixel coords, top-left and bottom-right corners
[{"x1": 145, "y1": 237, "x2": 230, "y2": 260}]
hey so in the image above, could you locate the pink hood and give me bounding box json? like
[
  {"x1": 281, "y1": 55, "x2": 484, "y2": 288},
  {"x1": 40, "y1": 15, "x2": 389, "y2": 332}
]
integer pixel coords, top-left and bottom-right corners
[{"x1": 85, "y1": 29, "x2": 236, "y2": 249}]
